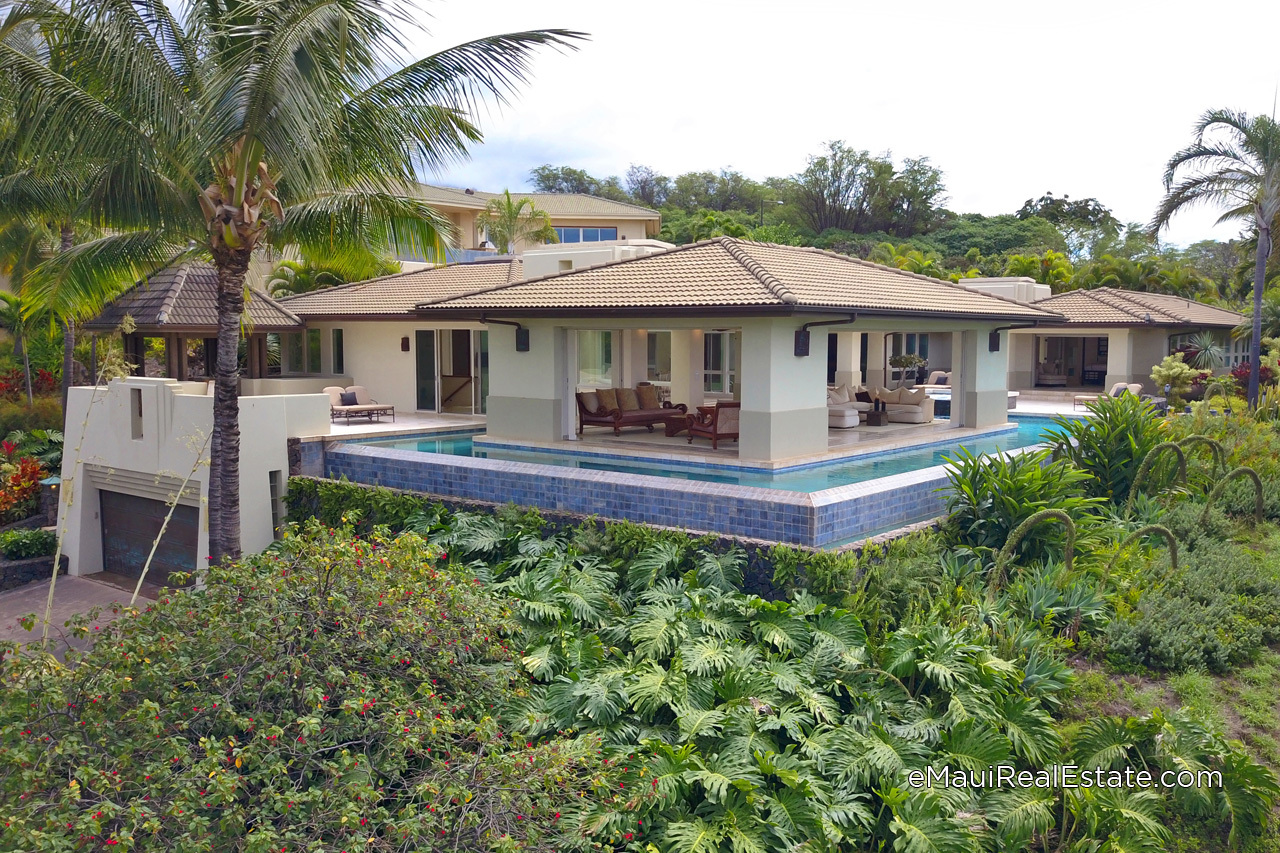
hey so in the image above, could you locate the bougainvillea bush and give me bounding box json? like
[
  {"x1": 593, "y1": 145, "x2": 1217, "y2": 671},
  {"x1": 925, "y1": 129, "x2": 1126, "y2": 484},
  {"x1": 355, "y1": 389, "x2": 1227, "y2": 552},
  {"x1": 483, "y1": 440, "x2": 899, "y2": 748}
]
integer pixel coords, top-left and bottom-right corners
[{"x1": 0, "y1": 522, "x2": 626, "y2": 852}]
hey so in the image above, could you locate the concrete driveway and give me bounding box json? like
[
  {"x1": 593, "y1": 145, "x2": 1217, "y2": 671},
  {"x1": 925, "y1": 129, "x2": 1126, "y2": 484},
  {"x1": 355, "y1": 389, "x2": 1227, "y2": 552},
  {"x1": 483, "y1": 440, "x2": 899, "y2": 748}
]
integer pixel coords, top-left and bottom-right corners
[{"x1": 0, "y1": 574, "x2": 149, "y2": 658}]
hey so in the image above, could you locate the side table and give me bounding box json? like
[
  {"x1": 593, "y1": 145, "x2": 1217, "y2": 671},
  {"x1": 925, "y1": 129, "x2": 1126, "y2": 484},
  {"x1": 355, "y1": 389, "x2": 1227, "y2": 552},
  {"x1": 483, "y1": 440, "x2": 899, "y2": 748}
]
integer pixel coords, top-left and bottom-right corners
[
  {"x1": 662, "y1": 413, "x2": 690, "y2": 437},
  {"x1": 864, "y1": 410, "x2": 889, "y2": 427}
]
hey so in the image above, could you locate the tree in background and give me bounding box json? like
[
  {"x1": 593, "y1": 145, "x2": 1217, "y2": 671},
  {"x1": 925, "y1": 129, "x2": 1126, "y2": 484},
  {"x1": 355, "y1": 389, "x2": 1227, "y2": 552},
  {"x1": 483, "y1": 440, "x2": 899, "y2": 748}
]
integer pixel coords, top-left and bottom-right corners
[
  {"x1": 1154, "y1": 109, "x2": 1280, "y2": 407},
  {"x1": 624, "y1": 164, "x2": 670, "y2": 207},
  {"x1": 1004, "y1": 250, "x2": 1075, "y2": 291},
  {"x1": 479, "y1": 190, "x2": 557, "y2": 253},
  {"x1": 790, "y1": 141, "x2": 881, "y2": 234},
  {"x1": 1018, "y1": 192, "x2": 1122, "y2": 261},
  {"x1": 2, "y1": 0, "x2": 581, "y2": 562},
  {"x1": 529, "y1": 164, "x2": 630, "y2": 201}
]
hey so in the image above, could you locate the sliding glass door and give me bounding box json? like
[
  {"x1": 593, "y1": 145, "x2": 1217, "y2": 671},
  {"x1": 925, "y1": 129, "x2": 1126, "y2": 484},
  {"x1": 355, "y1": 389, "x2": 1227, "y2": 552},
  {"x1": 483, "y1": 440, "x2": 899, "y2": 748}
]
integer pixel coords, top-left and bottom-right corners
[{"x1": 415, "y1": 330, "x2": 436, "y2": 411}]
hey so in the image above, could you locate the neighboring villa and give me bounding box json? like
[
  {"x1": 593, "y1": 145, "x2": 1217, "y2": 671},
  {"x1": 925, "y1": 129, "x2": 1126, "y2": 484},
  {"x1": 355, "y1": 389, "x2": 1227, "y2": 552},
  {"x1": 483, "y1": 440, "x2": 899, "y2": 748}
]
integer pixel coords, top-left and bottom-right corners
[{"x1": 403, "y1": 184, "x2": 662, "y2": 260}]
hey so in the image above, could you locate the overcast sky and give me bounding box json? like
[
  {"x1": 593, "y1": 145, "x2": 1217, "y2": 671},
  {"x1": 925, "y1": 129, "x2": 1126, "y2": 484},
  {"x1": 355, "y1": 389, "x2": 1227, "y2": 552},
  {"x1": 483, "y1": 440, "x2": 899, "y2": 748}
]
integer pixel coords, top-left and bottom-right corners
[{"x1": 416, "y1": 0, "x2": 1280, "y2": 248}]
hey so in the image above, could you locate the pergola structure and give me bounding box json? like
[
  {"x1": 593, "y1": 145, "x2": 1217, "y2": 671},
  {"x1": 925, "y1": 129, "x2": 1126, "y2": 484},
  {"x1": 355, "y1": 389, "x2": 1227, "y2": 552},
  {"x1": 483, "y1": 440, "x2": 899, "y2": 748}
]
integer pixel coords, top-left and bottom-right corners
[{"x1": 83, "y1": 261, "x2": 303, "y2": 380}]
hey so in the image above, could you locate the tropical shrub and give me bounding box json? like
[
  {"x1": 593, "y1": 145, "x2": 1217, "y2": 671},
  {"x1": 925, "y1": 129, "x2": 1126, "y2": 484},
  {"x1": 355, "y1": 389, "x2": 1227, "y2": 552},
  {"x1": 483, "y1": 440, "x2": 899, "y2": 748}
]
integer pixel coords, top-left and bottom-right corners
[
  {"x1": 941, "y1": 448, "x2": 1103, "y2": 562},
  {"x1": 0, "y1": 456, "x2": 43, "y2": 523},
  {"x1": 1152, "y1": 352, "x2": 1199, "y2": 410},
  {"x1": 1231, "y1": 359, "x2": 1275, "y2": 389},
  {"x1": 0, "y1": 522, "x2": 623, "y2": 852},
  {"x1": 1044, "y1": 393, "x2": 1164, "y2": 503},
  {"x1": 0, "y1": 526, "x2": 55, "y2": 560},
  {"x1": 1106, "y1": 540, "x2": 1280, "y2": 673},
  {"x1": 4, "y1": 428, "x2": 63, "y2": 469},
  {"x1": 0, "y1": 397, "x2": 62, "y2": 434}
]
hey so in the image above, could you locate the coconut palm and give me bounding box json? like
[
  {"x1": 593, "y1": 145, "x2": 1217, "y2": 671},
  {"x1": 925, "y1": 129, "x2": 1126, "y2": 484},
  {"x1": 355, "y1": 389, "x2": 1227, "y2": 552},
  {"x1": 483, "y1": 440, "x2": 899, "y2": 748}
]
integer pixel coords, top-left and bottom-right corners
[
  {"x1": 479, "y1": 190, "x2": 557, "y2": 253},
  {"x1": 0, "y1": 0, "x2": 582, "y2": 561},
  {"x1": 1154, "y1": 109, "x2": 1280, "y2": 407}
]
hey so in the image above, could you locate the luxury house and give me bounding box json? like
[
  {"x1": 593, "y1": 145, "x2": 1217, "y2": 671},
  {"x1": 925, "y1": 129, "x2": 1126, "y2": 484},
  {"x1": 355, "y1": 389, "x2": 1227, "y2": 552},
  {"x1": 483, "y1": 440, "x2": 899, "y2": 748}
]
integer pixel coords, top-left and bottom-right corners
[{"x1": 65, "y1": 235, "x2": 1250, "y2": 579}]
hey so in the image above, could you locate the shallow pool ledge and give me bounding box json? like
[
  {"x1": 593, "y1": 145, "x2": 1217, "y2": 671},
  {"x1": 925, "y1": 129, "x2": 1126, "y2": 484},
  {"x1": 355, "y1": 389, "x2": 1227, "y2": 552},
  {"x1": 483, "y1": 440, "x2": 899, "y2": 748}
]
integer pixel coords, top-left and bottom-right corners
[{"x1": 323, "y1": 442, "x2": 962, "y2": 547}]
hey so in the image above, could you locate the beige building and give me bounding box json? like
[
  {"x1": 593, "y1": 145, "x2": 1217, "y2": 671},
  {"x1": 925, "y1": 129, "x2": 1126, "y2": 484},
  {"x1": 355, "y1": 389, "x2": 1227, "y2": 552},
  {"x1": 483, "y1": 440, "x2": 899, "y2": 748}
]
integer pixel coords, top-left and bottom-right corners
[
  {"x1": 1001, "y1": 287, "x2": 1246, "y2": 393},
  {"x1": 416, "y1": 238, "x2": 1061, "y2": 463},
  {"x1": 410, "y1": 184, "x2": 661, "y2": 257}
]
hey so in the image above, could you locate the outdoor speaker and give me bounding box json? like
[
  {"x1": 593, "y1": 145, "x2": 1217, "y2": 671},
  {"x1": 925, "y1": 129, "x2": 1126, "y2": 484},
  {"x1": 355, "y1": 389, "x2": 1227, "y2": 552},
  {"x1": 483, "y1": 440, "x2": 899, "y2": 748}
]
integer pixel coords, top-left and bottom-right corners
[
  {"x1": 515, "y1": 327, "x2": 530, "y2": 352},
  {"x1": 988, "y1": 330, "x2": 1001, "y2": 352},
  {"x1": 794, "y1": 329, "x2": 810, "y2": 357}
]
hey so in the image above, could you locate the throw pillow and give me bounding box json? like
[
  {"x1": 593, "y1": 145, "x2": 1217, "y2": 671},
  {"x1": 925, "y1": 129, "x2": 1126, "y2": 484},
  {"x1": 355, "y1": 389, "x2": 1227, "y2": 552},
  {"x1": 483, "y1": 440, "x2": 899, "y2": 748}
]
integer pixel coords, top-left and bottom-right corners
[
  {"x1": 617, "y1": 388, "x2": 640, "y2": 411},
  {"x1": 900, "y1": 387, "x2": 927, "y2": 405},
  {"x1": 854, "y1": 390, "x2": 873, "y2": 404},
  {"x1": 828, "y1": 384, "x2": 850, "y2": 404},
  {"x1": 636, "y1": 384, "x2": 661, "y2": 409},
  {"x1": 874, "y1": 387, "x2": 898, "y2": 404},
  {"x1": 933, "y1": 375, "x2": 948, "y2": 385},
  {"x1": 580, "y1": 391, "x2": 600, "y2": 413},
  {"x1": 339, "y1": 391, "x2": 357, "y2": 406},
  {"x1": 596, "y1": 388, "x2": 618, "y2": 411}
]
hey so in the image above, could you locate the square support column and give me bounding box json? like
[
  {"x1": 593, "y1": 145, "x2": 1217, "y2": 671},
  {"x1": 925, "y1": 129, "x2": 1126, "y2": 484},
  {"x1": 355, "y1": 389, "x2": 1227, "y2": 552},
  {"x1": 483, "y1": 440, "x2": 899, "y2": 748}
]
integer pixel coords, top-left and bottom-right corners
[
  {"x1": 833, "y1": 331, "x2": 862, "y2": 387},
  {"x1": 738, "y1": 319, "x2": 828, "y2": 462},
  {"x1": 954, "y1": 328, "x2": 1010, "y2": 428},
  {"x1": 668, "y1": 330, "x2": 704, "y2": 410},
  {"x1": 1007, "y1": 333, "x2": 1036, "y2": 389},
  {"x1": 865, "y1": 333, "x2": 887, "y2": 389},
  {"x1": 485, "y1": 323, "x2": 568, "y2": 442},
  {"x1": 1103, "y1": 329, "x2": 1133, "y2": 390}
]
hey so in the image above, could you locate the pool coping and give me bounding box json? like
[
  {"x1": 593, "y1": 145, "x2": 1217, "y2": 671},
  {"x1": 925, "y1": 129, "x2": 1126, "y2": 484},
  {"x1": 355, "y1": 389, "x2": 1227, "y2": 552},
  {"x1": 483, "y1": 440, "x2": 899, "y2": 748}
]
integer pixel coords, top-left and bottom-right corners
[{"x1": 363, "y1": 421, "x2": 1028, "y2": 475}]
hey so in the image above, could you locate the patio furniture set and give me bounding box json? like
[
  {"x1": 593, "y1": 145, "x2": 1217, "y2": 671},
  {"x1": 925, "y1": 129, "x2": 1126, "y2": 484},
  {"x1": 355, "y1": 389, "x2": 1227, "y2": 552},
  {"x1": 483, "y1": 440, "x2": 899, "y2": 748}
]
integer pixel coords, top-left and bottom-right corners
[
  {"x1": 826, "y1": 377, "x2": 940, "y2": 429},
  {"x1": 575, "y1": 383, "x2": 740, "y2": 449}
]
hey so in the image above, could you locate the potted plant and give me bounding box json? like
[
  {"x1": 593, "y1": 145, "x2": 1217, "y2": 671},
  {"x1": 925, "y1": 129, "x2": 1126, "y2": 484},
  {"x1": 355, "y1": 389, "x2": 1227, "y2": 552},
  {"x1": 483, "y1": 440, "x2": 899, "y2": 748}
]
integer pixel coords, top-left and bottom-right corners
[{"x1": 889, "y1": 353, "x2": 927, "y2": 389}]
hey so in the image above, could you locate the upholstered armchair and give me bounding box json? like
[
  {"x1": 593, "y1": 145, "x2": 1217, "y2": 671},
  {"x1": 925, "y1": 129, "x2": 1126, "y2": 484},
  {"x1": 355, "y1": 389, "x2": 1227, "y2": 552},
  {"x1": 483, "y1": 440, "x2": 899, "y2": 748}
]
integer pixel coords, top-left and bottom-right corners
[{"x1": 686, "y1": 401, "x2": 740, "y2": 450}]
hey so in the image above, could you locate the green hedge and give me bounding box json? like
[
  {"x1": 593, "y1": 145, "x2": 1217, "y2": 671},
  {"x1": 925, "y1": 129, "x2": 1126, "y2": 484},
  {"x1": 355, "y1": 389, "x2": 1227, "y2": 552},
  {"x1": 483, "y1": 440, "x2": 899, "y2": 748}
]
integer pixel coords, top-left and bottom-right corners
[
  {"x1": 0, "y1": 527, "x2": 55, "y2": 560},
  {"x1": 284, "y1": 476, "x2": 442, "y2": 532},
  {"x1": 0, "y1": 398, "x2": 61, "y2": 435}
]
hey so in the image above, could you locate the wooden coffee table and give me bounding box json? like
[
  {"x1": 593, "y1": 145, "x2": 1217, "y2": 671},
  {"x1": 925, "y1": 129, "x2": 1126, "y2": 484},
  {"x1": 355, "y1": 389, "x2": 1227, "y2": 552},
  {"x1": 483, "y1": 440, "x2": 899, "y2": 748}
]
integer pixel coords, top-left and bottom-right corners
[{"x1": 662, "y1": 412, "x2": 691, "y2": 437}]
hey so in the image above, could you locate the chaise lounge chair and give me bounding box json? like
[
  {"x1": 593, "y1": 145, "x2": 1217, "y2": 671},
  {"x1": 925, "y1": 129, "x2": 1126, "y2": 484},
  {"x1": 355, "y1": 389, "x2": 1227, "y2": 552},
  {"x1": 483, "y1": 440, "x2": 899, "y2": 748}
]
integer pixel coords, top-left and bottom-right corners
[
  {"x1": 324, "y1": 385, "x2": 396, "y2": 424},
  {"x1": 687, "y1": 401, "x2": 740, "y2": 450},
  {"x1": 1074, "y1": 382, "x2": 1143, "y2": 410}
]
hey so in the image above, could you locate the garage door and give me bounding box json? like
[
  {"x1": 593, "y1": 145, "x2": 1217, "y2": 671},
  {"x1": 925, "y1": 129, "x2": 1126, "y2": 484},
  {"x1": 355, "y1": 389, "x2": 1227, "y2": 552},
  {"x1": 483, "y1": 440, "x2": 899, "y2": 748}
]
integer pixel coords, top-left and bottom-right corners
[{"x1": 100, "y1": 490, "x2": 199, "y2": 587}]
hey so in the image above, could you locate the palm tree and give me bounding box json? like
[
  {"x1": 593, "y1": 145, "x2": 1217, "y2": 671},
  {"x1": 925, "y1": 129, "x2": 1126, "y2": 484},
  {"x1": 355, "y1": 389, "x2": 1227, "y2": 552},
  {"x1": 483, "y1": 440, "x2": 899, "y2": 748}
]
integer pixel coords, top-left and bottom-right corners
[
  {"x1": 265, "y1": 260, "x2": 346, "y2": 299},
  {"x1": 1003, "y1": 250, "x2": 1074, "y2": 291},
  {"x1": 1, "y1": 0, "x2": 582, "y2": 562},
  {"x1": 479, "y1": 190, "x2": 557, "y2": 253},
  {"x1": 1154, "y1": 109, "x2": 1280, "y2": 407}
]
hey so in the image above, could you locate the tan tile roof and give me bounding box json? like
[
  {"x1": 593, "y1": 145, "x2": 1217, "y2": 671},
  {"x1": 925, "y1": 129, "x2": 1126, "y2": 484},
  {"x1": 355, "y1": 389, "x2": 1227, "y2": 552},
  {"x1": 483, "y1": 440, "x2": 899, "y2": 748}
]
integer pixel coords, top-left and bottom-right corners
[
  {"x1": 415, "y1": 184, "x2": 660, "y2": 219},
  {"x1": 278, "y1": 259, "x2": 523, "y2": 317},
  {"x1": 1034, "y1": 287, "x2": 1244, "y2": 327},
  {"x1": 415, "y1": 237, "x2": 1062, "y2": 321},
  {"x1": 84, "y1": 261, "x2": 302, "y2": 332}
]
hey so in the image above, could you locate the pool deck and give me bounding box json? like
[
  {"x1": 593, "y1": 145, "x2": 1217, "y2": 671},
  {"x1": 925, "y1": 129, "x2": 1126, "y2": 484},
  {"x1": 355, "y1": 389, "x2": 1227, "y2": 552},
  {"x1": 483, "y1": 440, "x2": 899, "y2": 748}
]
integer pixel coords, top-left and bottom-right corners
[{"x1": 474, "y1": 420, "x2": 1020, "y2": 471}]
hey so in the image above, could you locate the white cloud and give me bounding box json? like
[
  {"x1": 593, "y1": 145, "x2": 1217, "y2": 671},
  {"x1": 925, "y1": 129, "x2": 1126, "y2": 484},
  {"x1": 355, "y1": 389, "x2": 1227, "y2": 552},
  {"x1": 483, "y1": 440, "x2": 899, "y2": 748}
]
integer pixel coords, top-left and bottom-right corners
[{"x1": 411, "y1": 0, "x2": 1280, "y2": 247}]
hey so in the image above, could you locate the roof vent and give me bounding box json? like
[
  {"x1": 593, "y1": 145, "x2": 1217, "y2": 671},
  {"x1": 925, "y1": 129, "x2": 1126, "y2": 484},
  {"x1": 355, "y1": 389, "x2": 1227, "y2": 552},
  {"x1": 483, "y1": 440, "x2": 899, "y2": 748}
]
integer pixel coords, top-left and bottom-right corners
[{"x1": 464, "y1": 188, "x2": 475, "y2": 195}]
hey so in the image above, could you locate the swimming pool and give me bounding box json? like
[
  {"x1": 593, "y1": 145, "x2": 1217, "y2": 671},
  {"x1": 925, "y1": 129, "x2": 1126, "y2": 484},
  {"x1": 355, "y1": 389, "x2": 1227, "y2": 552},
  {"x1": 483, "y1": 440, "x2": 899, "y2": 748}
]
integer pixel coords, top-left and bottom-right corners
[{"x1": 353, "y1": 417, "x2": 1067, "y2": 494}]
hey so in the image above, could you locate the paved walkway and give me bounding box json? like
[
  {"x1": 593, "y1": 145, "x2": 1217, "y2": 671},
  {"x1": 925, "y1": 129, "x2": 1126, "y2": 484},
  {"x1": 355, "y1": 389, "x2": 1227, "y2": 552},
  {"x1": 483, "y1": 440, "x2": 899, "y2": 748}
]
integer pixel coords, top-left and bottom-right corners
[{"x1": 0, "y1": 574, "x2": 149, "y2": 658}]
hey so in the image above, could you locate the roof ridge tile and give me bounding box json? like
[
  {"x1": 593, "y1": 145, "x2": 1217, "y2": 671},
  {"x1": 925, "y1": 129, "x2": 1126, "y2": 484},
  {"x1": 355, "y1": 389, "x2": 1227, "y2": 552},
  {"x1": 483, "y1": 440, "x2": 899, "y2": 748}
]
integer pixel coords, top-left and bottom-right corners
[
  {"x1": 155, "y1": 261, "x2": 190, "y2": 324},
  {"x1": 718, "y1": 238, "x2": 797, "y2": 304}
]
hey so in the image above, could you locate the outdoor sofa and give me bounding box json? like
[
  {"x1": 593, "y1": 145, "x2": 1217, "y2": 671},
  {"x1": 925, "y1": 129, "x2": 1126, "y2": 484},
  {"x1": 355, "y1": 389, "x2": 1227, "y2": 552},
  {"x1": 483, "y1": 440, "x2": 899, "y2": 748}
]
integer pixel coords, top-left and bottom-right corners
[
  {"x1": 576, "y1": 384, "x2": 687, "y2": 435},
  {"x1": 324, "y1": 385, "x2": 396, "y2": 424},
  {"x1": 870, "y1": 386, "x2": 936, "y2": 424},
  {"x1": 827, "y1": 383, "x2": 873, "y2": 429}
]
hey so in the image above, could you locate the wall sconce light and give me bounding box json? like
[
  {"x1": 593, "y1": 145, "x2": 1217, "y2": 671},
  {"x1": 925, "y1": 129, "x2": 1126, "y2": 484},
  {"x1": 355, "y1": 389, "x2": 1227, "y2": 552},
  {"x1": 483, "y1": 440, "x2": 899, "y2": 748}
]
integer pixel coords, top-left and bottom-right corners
[{"x1": 401, "y1": 337, "x2": 410, "y2": 352}]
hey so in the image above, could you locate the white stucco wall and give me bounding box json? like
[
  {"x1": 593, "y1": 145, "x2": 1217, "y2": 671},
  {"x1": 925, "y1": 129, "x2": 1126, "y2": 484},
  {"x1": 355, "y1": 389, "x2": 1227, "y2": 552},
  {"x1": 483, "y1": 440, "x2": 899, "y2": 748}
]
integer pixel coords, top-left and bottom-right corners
[{"x1": 57, "y1": 377, "x2": 329, "y2": 577}]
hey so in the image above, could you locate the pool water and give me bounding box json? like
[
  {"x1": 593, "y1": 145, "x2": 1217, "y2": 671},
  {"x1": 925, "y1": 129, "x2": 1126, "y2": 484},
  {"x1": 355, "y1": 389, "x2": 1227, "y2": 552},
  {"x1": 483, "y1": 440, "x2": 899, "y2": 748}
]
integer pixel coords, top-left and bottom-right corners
[{"x1": 354, "y1": 417, "x2": 1068, "y2": 494}]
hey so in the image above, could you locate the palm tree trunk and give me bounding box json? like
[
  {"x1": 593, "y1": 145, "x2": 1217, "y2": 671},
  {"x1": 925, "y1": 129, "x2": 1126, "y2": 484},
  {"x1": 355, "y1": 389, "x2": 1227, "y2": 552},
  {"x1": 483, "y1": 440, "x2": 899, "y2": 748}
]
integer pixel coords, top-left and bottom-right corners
[
  {"x1": 1249, "y1": 223, "x2": 1269, "y2": 408},
  {"x1": 59, "y1": 224, "x2": 75, "y2": 414},
  {"x1": 19, "y1": 330, "x2": 32, "y2": 406},
  {"x1": 208, "y1": 248, "x2": 249, "y2": 564}
]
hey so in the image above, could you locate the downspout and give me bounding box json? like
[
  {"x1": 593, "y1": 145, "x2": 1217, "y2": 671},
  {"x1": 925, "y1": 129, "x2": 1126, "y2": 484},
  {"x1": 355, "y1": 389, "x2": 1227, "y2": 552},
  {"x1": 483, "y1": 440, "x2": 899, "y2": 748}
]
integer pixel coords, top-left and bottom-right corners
[
  {"x1": 793, "y1": 314, "x2": 857, "y2": 356},
  {"x1": 480, "y1": 316, "x2": 529, "y2": 351}
]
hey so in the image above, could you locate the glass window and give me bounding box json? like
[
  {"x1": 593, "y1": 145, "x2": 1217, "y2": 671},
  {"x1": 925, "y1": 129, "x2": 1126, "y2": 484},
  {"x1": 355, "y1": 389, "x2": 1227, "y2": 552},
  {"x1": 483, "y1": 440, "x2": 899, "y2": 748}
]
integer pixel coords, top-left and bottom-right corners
[
  {"x1": 600, "y1": 227, "x2": 618, "y2": 240},
  {"x1": 703, "y1": 331, "x2": 738, "y2": 394},
  {"x1": 553, "y1": 226, "x2": 618, "y2": 243},
  {"x1": 332, "y1": 329, "x2": 344, "y2": 374},
  {"x1": 577, "y1": 330, "x2": 614, "y2": 386},
  {"x1": 582, "y1": 228, "x2": 599, "y2": 242},
  {"x1": 647, "y1": 331, "x2": 672, "y2": 381},
  {"x1": 306, "y1": 328, "x2": 322, "y2": 374},
  {"x1": 557, "y1": 227, "x2": 581, "y2": 243},
  {"x1": 284, "y1": 333, "x2": 304, "y2": 373}
]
